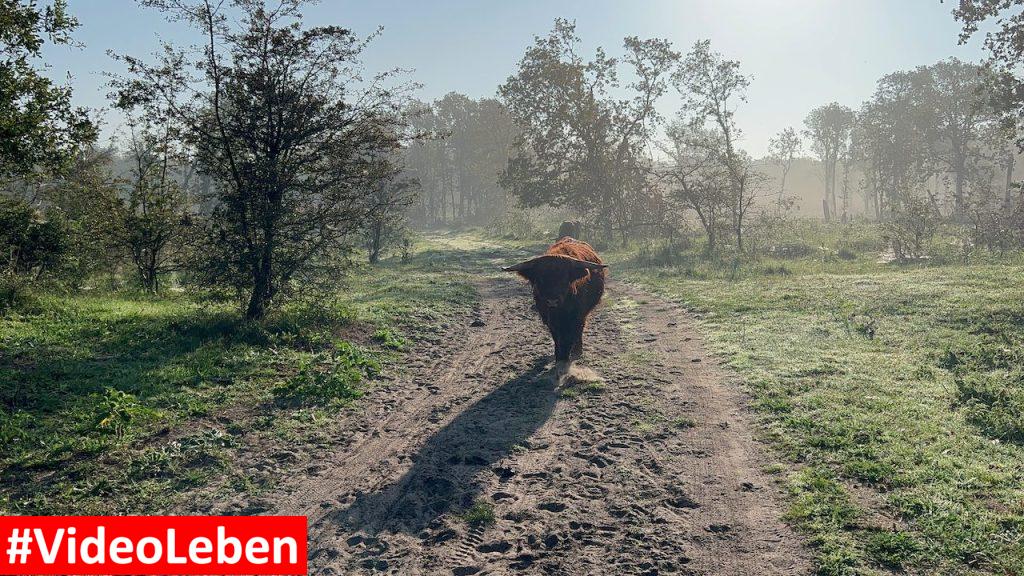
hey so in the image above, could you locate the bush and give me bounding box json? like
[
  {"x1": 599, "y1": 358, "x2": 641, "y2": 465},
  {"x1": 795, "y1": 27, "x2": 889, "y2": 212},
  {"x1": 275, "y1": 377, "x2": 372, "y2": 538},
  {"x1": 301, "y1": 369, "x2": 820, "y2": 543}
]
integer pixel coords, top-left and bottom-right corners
[
  {"x1": 635, "y1": 238, "x2": 690, "y2": 266},
  {"x1": 273, "y1": 342, "x2": 380, "y2": 406},
  {"x1": 0, "y1": 196, "x2": 74, "y2": 280},
  {"x1": 767, "y1": 241, "x2": 815, "y2": 259},
  {"x1": 881, "y1": 195, "x2": 938, "y2": 262},
  {"x1": 0, "y1": 276, "x2": 36, "y2": 313}
]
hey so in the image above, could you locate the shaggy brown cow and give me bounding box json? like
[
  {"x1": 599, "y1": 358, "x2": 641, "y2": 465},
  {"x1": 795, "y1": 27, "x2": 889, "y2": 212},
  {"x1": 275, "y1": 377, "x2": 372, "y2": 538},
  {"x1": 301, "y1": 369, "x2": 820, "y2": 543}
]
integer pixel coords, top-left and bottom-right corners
[{"x1": 503, "y1": 238, "x2": 607, "y2": 371}]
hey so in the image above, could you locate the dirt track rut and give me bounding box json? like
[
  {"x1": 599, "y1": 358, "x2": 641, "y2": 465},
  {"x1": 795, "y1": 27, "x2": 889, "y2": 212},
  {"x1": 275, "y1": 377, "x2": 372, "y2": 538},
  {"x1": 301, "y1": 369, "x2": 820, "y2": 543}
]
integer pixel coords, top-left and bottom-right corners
[{"x1": 264, "y1": 268, "x2": 810, "y2": 575}]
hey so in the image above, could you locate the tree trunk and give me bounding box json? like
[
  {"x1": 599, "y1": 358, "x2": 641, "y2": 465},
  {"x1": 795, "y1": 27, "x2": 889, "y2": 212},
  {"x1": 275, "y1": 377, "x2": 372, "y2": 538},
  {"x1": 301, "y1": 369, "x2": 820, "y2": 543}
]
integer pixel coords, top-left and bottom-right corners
[
  {"x1": 245, "y1": 243, "x2": 273, "y2": 321},
  {"x1": 953, "y1": 150, "x2": 966, "y2": 221},
  {"x1": 1005, "y1": 154, "x2": 1016, "y2": 207}
]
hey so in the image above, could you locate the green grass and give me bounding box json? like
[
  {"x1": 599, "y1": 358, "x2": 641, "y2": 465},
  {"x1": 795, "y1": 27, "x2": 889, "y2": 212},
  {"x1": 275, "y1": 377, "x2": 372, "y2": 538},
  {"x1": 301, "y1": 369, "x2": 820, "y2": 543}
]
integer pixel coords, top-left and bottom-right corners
[
  {"x1": 463, "y1": 222, "x2": 1024, "y2": 574},
  {"x1": 0, "y1": 236, "x2": 478, "y2": 515},
  {"x1": 459, "y1": 500, "x2": 497, "y2": 526},
  {"x1": 615, "y1": 247, "x2": 1024, "y2": 575}
]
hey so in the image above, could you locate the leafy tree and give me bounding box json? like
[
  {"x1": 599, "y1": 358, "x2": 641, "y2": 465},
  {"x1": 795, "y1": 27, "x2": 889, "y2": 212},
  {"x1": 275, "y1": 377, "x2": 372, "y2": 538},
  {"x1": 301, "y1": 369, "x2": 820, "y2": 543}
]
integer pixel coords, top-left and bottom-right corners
[
  {"x1": 403, "y1": 95, "x2": 515, "y2": 227},
  {"x1": 99, "y1": 117, "x2": 191, "y2": 292},
  {"x1": 112, "y1": 0, "x2": 417, "y2": 319},
  {"x1": 0, "y1": 0, "x2": 95, "y2": 180},
  {"x1": 364, "y1": 158, "x2": 417, "y2": 264},
  {"x1": 0, "y1": 195, "x2": 70, "y2": 278},
  {"x1": 673, "y1": 40, "x2": 759, "y2": 251},
  {"x1": 955, "y1": 0, "x2": 1024, "y2": 148},
  {"x1": 499, "y1": 19, "x2": 678, "y2": 244},
  {"x1": 854, "y1": 71, "x2": 933, "y2": 220},
  {"x1": 922, "y1": 59, "x2": 998, "y2": 219},
  {"x1": 662, "y1": 122, "x2": 731, "y2": 253},
  {"x1": 803, "y1": 103, "x2": 854, "y2": 221}
]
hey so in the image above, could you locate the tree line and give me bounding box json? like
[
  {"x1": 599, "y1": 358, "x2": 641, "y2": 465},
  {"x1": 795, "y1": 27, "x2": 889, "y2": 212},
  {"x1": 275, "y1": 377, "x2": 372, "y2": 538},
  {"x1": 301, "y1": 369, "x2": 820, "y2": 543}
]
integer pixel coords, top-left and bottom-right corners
[{"x1": 6, "y1": 1, "x2": 1024, "y2": 318}]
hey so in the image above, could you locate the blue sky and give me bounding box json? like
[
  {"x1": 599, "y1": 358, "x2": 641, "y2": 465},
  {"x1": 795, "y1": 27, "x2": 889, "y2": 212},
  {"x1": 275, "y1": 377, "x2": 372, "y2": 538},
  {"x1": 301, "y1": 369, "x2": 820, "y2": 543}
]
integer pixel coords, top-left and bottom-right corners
[{"x1": 43, "y1": 0, "x2": 987, "y2": 157}]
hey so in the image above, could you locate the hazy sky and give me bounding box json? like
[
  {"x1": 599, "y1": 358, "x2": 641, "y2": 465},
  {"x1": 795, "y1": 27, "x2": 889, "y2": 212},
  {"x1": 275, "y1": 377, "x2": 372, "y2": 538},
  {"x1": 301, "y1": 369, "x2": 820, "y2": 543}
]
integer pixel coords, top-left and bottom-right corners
[{"x1": 42, "y1": 0, "x2": 987, "y2": 157}]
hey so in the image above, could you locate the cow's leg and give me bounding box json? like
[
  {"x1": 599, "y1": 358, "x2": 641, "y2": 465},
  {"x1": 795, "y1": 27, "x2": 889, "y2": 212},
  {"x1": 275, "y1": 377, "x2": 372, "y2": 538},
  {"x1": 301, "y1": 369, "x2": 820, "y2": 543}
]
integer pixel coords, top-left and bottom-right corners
[
  {"x1": 552, "y1": 322, "x2": 573, "y2": 376},
  {"x1": 569, "y1": 329, "x2": 583, "y2": 361}
]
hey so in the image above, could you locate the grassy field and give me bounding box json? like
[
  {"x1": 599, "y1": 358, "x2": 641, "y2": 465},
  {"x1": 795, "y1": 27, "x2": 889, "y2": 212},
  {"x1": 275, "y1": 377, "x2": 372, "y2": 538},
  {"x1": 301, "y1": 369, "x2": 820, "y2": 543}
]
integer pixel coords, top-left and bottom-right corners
[
  {"x1": 605, "y1": 243, "x2": 1024, "y2": 575},
  {"x1": 0, "y1": 236, "x2": 477, "y2": 515},
  {"x1": 8, "y1": 223, "x2": 1024, "y2": 575}
]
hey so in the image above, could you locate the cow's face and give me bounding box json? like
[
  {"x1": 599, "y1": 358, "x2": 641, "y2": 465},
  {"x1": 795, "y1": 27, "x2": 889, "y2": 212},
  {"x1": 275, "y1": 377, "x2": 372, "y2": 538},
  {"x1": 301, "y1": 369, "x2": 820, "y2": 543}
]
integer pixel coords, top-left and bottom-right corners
[
  {"x1": 503, "y1": 255, "x2": 607, "y2": 309},
  {"x1": 530, "y1": 264, "x2": 588, "y2": 309}
]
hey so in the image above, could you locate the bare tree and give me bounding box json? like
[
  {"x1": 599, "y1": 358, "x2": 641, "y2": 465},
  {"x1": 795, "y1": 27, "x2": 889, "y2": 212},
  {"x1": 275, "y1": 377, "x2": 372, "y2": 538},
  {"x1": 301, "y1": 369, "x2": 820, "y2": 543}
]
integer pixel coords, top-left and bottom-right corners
[{"x1": 767, "y1": 127, "x2": 801, "y2": 207}]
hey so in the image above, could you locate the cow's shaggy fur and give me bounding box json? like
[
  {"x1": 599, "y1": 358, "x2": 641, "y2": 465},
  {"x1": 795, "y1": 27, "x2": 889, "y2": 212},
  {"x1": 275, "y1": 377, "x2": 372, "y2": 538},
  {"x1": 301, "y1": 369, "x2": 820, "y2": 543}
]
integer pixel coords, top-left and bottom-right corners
[{"x1": 503, "y1": 237, "x2": 607, "y2": 376}]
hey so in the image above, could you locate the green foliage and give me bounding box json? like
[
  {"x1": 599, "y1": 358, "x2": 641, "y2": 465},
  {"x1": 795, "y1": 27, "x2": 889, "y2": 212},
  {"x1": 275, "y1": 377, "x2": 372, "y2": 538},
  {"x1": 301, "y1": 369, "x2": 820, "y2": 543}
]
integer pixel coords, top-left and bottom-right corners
[
  {"x1": 372, "y1": 327, "x2": 407, "y2": 350},
  {"x1": 273, "y1": 344, "x2": 379, "y2": 407},
  {"x1": 459, "y1": 501, "x2": 496, "y2": 526},
  {"x1": 114, "y1": 0, "x2": 415, "y2": 320},
  {"x1": 95, "y1": 388, "x2": 159, "y2": 437},
  {"x1": 0, "y1": 0, "x2": 96, "y2": 179},
  {"x1": 0, "y1": 196, "x2": 72, "y2": 278}
]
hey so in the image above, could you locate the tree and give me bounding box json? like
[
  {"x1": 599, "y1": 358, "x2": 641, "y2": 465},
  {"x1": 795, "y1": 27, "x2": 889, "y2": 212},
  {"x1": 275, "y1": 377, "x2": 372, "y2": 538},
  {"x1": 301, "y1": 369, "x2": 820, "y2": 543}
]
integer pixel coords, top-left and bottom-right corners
[
  {"x1": 100, "y1": 117, "x2": 191, "y2": 292},
  {"x1": 403, "y1": 95, "x2": 515, "y2": 227},
  {"x1": 112, "y1": 0, "x2": 417, "y2": 319},
  {"x1": 955, "y1": 0, "x2": 1024, "y2": 148},
  {"x1": 854, "y1": 70, "x2": 936, "y2": 221},
  {"x1": 767, "y1": 127, "x2": 801, "y2": 207},
  {"x1": 673, "y1": 40, "x2": 759, "y2": 251},
  {"x1": 364, "y1": 158, "x2": 417, "y2": 264},
  {"x1": 921, "y1": 59, "x2": 997, "y2": 219},
  {"x1": 803, "y1": 103, "x2": 854, "y2": 221},
  {"x1": 662, "y1": 122, "x2": 731, "y2": 253},
  {"x1": 499, "y1": 19, "x2": 679, "y2": 244},
  {"x1": 0, "y1": 0, "x2": 95, "y2": 181}
]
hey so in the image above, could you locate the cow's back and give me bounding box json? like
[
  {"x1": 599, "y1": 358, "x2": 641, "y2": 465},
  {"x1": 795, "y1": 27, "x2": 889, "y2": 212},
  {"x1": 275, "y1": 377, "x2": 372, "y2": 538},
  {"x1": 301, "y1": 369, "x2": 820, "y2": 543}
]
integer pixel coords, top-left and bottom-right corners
[{"x1": 546, "y1": 238, "x2": 605, "y2": 312}]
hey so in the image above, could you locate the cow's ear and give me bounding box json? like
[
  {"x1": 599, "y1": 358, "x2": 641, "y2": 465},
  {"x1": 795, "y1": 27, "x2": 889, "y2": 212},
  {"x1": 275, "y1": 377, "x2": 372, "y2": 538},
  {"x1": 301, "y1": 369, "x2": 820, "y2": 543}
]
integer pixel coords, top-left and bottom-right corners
[{"x1": 568, "y1": 266, "x2": 591, "y2": 282}]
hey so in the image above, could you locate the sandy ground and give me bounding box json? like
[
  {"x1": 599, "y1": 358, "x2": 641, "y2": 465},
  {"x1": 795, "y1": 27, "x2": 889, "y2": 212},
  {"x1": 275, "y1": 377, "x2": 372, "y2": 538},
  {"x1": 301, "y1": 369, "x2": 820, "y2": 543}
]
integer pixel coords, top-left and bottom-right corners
[{"x1": 257, "y1": 272, "x2": 811, "y2": 575}]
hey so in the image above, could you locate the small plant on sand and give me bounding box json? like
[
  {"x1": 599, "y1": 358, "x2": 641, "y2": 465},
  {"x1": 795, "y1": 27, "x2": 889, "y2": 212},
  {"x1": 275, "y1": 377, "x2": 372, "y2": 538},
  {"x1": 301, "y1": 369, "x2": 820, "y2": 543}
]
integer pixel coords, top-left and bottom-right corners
[
  {"x1": 672, "y1": 416, "x2": 695, "y2": 429},
  {"x1": 459, "y1": 501, "x2": 496, "y2": 526},
  {"x1": 372, "y1": 327, "x2": 407, "y2": 350}
]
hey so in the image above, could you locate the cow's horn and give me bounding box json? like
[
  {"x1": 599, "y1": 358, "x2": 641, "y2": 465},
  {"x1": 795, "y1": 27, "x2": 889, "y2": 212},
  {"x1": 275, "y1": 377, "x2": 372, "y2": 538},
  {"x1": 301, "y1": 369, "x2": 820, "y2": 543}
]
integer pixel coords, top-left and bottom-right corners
[
  {"x1": 502, "y1": 254, "x2": 607, "y2": 272},
  {"x1": 561, "y1": 255, "x2": 609, "y2": 270},
  {"x1": 502, "y1": 255, "x2": 544, "y2": 272}
]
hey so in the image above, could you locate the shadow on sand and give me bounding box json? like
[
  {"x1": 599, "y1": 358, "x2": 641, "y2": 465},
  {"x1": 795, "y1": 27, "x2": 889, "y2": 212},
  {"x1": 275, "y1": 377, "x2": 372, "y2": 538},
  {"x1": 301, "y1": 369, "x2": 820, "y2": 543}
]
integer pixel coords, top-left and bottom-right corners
[{"x1": 330, "y1": 357, "x2": 556, "y2": 535}]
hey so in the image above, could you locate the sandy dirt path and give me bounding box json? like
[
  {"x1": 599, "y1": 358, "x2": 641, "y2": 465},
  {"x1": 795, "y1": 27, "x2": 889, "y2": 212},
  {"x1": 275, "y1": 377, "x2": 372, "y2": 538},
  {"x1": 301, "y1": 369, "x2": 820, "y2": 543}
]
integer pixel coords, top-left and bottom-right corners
[{"x1": 260, "y1": 248, "x2": 811, "y2": 575}]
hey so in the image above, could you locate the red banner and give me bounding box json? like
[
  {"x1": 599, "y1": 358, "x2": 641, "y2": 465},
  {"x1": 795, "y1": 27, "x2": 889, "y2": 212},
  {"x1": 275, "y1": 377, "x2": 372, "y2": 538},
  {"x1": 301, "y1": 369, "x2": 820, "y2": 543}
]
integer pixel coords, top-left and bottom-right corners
[{"x1": 0, "y1": 516, "x2": 307, "y2": 575}]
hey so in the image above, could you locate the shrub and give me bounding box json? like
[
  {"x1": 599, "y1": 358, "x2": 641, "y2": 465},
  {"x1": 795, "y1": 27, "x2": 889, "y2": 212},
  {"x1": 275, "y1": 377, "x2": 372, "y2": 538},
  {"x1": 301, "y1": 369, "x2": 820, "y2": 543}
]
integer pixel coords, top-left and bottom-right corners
[
  {"x1": 881, "y1": 194, "x2": 938, "y2": 262},
  {"x1": 767, "y1": 241, "x2": 815, "y2": 259},
  {"x1": 273, "y1": 343, "x2": 379, "y2": 406},
  {"x1": 488, "y1": 209, "x2": 537, "y2": 240}
]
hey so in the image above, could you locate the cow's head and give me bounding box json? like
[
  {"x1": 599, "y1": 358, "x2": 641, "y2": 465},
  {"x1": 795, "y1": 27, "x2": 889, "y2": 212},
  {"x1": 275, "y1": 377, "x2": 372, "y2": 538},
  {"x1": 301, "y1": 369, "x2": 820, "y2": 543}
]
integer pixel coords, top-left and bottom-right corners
[{"x1": 503, "y1": 255, "x2": 607, "y2": 309}]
